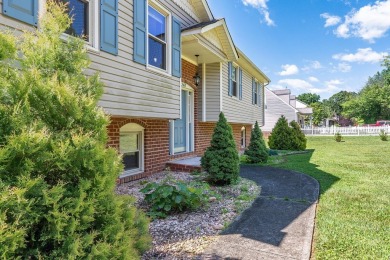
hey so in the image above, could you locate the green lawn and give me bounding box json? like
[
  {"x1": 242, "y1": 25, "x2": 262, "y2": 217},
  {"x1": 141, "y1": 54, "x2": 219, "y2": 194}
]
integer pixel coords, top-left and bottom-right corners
[{"x1": 272, "y1": 136, "x2": 390, "y2": 260}]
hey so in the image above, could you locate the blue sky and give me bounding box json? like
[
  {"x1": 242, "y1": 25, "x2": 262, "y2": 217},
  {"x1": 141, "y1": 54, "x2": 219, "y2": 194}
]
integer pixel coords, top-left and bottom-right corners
[{"x1": 207, "y1": 0, "x2": 390, "y2": 100}]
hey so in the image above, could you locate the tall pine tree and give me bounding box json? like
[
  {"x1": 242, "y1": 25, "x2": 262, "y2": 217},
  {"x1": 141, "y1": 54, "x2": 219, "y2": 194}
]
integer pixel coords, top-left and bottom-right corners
[
  {"x1": 0, "y1": 2, "x2": 150, "y2": 258},
  {"x1": 201, "y1": 112, "x2": 240, "y2": 185},
  {"x1": 245, "y1": 121, "x2": 269, "y2": 163}
]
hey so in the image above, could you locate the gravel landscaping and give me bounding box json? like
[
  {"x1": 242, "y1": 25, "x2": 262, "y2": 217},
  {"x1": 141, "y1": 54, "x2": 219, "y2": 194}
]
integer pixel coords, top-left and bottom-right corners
[{"x1": 116, "y1": 170, "x2": 260, "y2": 259}]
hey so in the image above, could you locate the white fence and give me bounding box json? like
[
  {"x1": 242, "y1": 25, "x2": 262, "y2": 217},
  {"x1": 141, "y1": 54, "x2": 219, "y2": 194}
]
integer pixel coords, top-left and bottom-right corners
[{"x1": 302, "y1": 126, "x2": 390, "y2": 136}]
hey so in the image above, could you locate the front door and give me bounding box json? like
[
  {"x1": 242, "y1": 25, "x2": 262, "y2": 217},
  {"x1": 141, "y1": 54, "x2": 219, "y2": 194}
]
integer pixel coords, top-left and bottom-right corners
[{"x1": 174, "y1": 90, "x2": 187, "y2": 153}]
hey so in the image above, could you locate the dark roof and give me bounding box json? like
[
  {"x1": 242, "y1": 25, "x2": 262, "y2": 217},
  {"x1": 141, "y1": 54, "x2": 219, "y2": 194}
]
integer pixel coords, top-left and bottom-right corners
[{"x1": 182, "y1": 19, "x2": 222, "y2": 32}]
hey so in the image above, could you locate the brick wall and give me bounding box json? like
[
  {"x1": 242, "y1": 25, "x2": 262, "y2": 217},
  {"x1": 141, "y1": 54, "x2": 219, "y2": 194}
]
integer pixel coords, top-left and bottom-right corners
[
  {"x1": 196, "y1": 122, "x2": 253, "y2": 155},
  {"x1": 107, "y1": 117, "x2": 170, "y2": 183}
]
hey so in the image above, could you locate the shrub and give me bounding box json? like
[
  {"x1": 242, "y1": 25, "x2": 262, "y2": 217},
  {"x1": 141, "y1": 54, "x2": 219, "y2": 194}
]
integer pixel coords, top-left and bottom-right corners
[
  {"x1": 141, "y1": 176, "x2": 210, "y2": 218},
  {"x1": 379, "y1": 130, "x2": 388, "y2": 141},
  {"x1": 268, "y1": 116, "x2": 294, "y2": 150},
  {"x1": 335, "y1": 132, "x2": 343, "y2": 142},
  {"x1": 290, "y1": 121, "x2": 307, "y2": 150},
  {"x1": 201, "y1": 112, "x2": 240, "y2": 185},
  {"x1": 0, "y1": 3, "x2": 150, "y2": 258},
  {"x1": 244, "y1": 121, "x2": 269, "y2": 163}
]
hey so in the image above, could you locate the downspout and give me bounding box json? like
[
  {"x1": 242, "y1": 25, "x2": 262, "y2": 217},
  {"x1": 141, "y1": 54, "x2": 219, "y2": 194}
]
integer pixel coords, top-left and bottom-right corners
[{"x1": 262, "y1": 81, "x2": 270, "y2": 127}]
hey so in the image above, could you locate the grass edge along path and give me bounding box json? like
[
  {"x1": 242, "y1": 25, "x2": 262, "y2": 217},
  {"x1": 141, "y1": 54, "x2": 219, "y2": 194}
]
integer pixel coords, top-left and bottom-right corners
[{"x1": 269, "y1": 136, "x2": 389, "y2": 260}]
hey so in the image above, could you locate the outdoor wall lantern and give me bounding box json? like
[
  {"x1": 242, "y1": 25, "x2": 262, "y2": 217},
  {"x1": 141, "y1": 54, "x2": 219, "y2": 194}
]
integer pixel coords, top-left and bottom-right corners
[{"x1": 193, "y1": 54, "x2": 201, "y2": 86}]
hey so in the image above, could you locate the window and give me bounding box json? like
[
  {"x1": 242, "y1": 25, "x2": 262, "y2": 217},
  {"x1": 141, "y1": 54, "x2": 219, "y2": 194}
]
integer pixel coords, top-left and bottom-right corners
[
  {"x1": 119, "y1": 123, "x2": 144, "y2": 175},
  {"x1": 148, "y1": 5, "x2": 167, "y2": 70},
  {"x1": 231, "y1": 65, "x2": 238, "y2": 97},
  {"x1": 241, "y1": 127, "x2": 246, "y2": 148},
  {"x1": 254, "y1": 82, "x2": 258, "y2": 105},
  {"x1": 58, "y1": 0, "x2": 89, "y2": 40}
]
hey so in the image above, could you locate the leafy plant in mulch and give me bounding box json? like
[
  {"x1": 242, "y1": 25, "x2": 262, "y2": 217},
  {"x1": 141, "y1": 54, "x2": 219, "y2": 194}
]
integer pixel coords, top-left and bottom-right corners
[
  {"x1": 140, "y1": 175, "x2": 211, "y2": 218},
  {"x1": 379, "y1": 130, "x2": 388, "y2": 141},
  {"x1": 244, "y1": 121, "x2": 269, "y2": 163},
  {"x1": 0, "y1": 3, "x2": 150, "y2": 258},
  {"x1": 201, "y1": 112, "x2": 240, "y2": 185}
]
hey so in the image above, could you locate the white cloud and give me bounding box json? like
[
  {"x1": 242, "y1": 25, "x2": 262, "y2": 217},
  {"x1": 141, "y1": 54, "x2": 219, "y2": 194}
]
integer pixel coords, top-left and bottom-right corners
[
  {"x1": 320, "y1": 13, "x2": 341, "y2": 27},
  {"x1": 242, "y1": 0, "x2": 275, "y2": 26},
  {"x1": 278, "y1": 64, "x2": 299, "y2": 76},
  {"x1": 326, "y1": 79, "x2": 343, "y2": 85},
  {"x1": 278, "y1": 79, "x2": 313, "y2": 90},
  {"x1": 302, "y1": 60, "x2": 323, "y2": 71},
  {"x1": 308, "y1": 76, "x2": 319, "y2": 82},
  {"x1": 333, "y1": 48, "x2": 388, "y2": 63},
  {"x1": 334, "y1": 0, "x2": 390, "y2": 42},
  {"x1": 336, "y1": 62, "x2": 352, "y2": 72}
]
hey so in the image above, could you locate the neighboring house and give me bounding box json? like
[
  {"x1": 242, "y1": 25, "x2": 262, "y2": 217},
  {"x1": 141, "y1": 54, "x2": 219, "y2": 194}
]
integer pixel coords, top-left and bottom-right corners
[
  {"x1": 263, "y1": 88, "x2": 312, "y2": 133},
  {"x1": 1, "y1": 0, "x2": 270, "y2": 183}
]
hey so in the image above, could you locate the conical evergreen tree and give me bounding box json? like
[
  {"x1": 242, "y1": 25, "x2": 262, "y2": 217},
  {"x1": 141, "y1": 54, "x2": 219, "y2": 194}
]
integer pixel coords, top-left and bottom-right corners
[
  {"x1": 290, "y1": 121, "x2": 307, "y2": 150},
  {"x1": 245, "y1": 121, "x2": 269, "y2": 163},
  {"x1": 268, "y1": 115, "x2": 294, "y2": 150},
  {"x1": 0, "y1": 2, "x2": 150, "y2": 258},
  {"x1": 201, "y1": 112, "x2": 239, "y2": 185}
]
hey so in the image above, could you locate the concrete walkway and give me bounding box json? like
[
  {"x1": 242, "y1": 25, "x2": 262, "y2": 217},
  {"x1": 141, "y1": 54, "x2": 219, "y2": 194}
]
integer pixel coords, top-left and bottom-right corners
[{"x1": 200, "y1": 166, "x2": 319, "y2": 260}]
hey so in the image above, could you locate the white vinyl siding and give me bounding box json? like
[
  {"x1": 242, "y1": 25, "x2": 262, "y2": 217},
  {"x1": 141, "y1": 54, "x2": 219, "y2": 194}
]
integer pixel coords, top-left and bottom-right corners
[
  {"x1": 222, "y1": 62, "x2": 264, "y2": 125},
  {"x1": 263, "y1": 88, "x2": 298, "y2": 132},
  {"x1": 0, "y1": 0, "x2": 199, "y2": 119}
]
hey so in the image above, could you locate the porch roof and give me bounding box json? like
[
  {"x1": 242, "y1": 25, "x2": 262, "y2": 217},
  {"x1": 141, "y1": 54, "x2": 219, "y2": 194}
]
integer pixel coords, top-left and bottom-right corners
[{"x1": 181, "y1": 19, "x2": 238, "y2": 64}]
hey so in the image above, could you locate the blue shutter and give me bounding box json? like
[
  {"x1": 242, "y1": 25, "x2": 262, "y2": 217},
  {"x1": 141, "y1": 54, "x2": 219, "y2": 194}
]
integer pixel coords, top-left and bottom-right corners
[
  {"x1": 2, "y1": 0, "x2": 38, "y2": 26},
  {"x1": 228, "y1": 62, "x2": 233, "y2": 96},
  {"x1": 252, "y1": 78, "x2": 256, "y2": 104},
  {"x1": 239, "y1": 68, "x2": 243, "y2": 100},
  {"x1": 100, "y1": 0, "x2": 118, "y2": 55},
  {"x1": 133, "y1": 0, "x2": 147, "y2": 64},
  {"x1": 257, "y1": 82, "x2": 261, "y2": 107},
  {"x1": 172, "y1": 17, "x2": 181, "y2": 77}
]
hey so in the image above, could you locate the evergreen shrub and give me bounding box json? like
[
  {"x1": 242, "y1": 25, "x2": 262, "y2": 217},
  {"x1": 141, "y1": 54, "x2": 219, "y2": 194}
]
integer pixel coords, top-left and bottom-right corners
[
  {"x1": 268, "y1": 116, "x2": 294, "y2": 150},
  {"x1": 244, "y1": 121, "x2": 269, "y2": 163},
  {"x1": 201, "y1": 112, "x2": 240, "y2": 185},
  {"x1": 290, "y1": 121, "x2": 307, "y2": 150},
  {"x1": 0, "y1": 2, "x2": 150, "y2": 258}
]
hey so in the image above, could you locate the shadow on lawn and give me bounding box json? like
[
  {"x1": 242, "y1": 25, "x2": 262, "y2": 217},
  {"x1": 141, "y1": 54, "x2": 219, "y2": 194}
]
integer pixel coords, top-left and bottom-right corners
[{"x1": 218, "y1": 149, "x2": 339, "y2": 248}]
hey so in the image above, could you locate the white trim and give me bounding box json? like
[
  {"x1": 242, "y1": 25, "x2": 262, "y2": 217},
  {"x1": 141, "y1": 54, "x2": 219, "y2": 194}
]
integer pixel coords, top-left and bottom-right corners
[
  {"x1": 190, "y1": 91, "x2": 195, "y2": 152},
  {"x1": 219, "y1": 62, "x2": 223, "y2": 111},
  {"x1": 179, "y1": 82, "x2": 182, "y2": 119},
  {"x1": 185, "y1": 91, "x2": 190, "y2": 152},
  {"x1": 202, "y1": 63, "x2": 206, "y2": 121},
  {"x1": 147, "y1": 0, "x2": 172, "y2": 74},
  {"x1": 169, "y1": 120, "x2": 175, "y2": 155}
]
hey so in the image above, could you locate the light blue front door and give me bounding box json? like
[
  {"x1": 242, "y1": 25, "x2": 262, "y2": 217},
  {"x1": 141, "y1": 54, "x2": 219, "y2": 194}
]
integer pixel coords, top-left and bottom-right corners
[{"x1": 174, "y1": 90, "x2": 187, "y2": 153}]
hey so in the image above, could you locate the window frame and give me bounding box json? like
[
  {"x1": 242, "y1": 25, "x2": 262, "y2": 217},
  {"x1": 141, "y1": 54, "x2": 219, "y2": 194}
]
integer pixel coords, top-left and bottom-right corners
[
  {"x1": 254, "y1": 80, "x2": 258, "y2": 105},
  {"x1": 119, "y1": 123, "x2": 145, "y2": 177},
  {"x1": 146, "y1": 1, "x2": 171, "y2": 74},
  {"x1": 231, "y1": 64, "x2": 239, "y2": 97},
  {"x1": 59, "y1": 0, "x2": 99, "y2": 51}
]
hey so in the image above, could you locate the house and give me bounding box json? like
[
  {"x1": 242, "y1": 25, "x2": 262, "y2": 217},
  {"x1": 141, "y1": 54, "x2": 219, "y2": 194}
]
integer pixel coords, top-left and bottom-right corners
[
  {"x1": 1, "y1": 0, "x2": 270, "y2": 183},
  {"x1": 263, "y1": 88, "x2": 312, "y2": 134}
]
